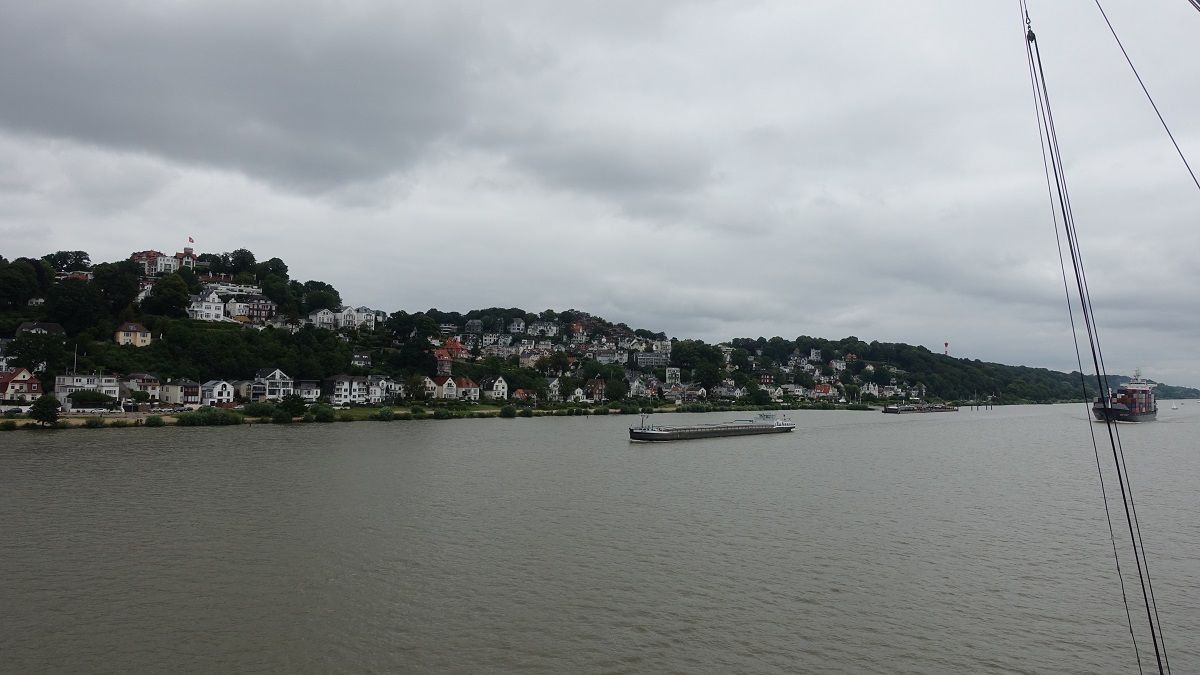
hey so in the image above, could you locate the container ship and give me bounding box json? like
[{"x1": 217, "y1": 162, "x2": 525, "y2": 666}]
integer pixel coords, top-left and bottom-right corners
[
  {"x1": 1092, "y1": 371, "x2": 1157, "y2": 422},
  {"x1": 629, "y1": 413, "x2": 796, "y2": 441}
]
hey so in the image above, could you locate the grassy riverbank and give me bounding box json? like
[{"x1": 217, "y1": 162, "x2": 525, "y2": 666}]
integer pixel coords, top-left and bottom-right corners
[{"x1": 2, "y1": 399, "x2": 880, "y2": 430}]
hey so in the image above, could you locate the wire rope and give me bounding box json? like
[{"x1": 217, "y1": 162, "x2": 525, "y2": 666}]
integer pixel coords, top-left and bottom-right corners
[{"x1": 1018, "y1": 4, "x2": 1170, "y2": 673}]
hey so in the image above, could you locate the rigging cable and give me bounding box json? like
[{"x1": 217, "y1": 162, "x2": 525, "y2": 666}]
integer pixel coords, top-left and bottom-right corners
[
  {"x1": 1018, "y1": 4, "x2": 1170, "y2": 674},
  {"x1": 1092, "y1": 0, "x2": 1200, "y2": 195}
]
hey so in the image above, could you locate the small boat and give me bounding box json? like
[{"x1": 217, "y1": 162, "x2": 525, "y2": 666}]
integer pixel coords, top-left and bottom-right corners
[{"x1": 629, "y1": 412, "x2": 796, "y2": 442}]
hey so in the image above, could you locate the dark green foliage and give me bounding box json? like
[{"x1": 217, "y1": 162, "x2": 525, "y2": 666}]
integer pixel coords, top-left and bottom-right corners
[
  {"x1": 42, "y1": 251, "x2": 92, "y2": 272},
  {"x1": 498, "y1": 405, "x2": 517, "y2": 418},
  {"x1": 1, "y1": 420, "x2": 17, "y2": 431},
  {"x1": 46, "y1": 278, "x2": 107, "y2": 334},
  {"x1": 8, "y1": 332, "x2": 66, "y2": 373},
  {"x1": 68, "y1": 390, "x2": 115, "y2": 405},
  {"x1": 140, "y1": 274, "x2": 190, "y2": 318},
  {"x1": 29, "y1": 395, "x2": 60, "y2": 426},
  {"x1": 83, "y1": 416, "x2": 105, "y2": 428},
  {"x1": 374, "y1": 406, "x2": 395, "y2": 421},
  {"x1": 107, "y1": 419, "x2": 130, "y2": 428},
  {"x1": 592, "y1": 407, "x2": 609, "y2": 415},
  {"x1": 271, "y1": 408, "x2": 294, "y2": 424},
  {"x1": 175, "y1": 407, "x2": 243, "y2": 426},
  {"x1": 432, "y1": 408, "x2": 452, "y2": 420},
  {"x1": 0, "y1": 257, "x2": 52, "y2": 309},
  {"x1": 311, "y1": 405, "x2": 336, "y2": 423},
  {"x1": 244, "y1": 402, "x2": 276, "y2": 417},
  {"x1": 518, "y1": 407, "x2": 533, "y2": 417},
  {"x1": 91, "y1": 261, "x2": 142, "y2": 314},
  {"x1": 144, "y1": 415, "x2": 165, "y2": 427},
  {"x1": 278, "y1": 394, "x2": 308, "y2": 417}
]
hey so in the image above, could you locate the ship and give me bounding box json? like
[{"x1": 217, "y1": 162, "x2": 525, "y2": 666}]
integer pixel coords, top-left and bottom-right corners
[
  {"x1": 880, "y1": 403, "x2": 957, "y2": 414},
  {"x1": 1092, "y1": 371, "x2": 1157, "y2": 423},
  {"x1": 629, "y1": 412, "x2": 796, "y2": 441}
]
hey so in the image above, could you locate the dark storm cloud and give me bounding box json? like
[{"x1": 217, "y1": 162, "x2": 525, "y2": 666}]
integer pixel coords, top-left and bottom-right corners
[{"x1": 0, "y1": 1, "x2": 499, "y2": 191}]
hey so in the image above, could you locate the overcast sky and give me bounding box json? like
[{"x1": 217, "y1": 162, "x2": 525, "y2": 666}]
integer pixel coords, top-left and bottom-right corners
[{"x1": 2, "y1": 1, "x2": 1198, "y2": 386}]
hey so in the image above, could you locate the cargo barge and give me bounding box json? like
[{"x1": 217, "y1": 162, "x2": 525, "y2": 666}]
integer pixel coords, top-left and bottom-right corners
[
  {"x1": 1093, "y1": 371, "x2": 1157, "y2": 422},
  {"x1": 881, "y1": 403, "x2": 958, "y2": 414},
  {"x1": 629, "y1": 413, "x2": 796, "y2": 441}
]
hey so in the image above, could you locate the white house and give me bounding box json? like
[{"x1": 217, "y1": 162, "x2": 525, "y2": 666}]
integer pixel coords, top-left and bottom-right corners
[
  {"x1": 188, "y1": 290, "x2": 226, "y2": 321},
  {"x1": 478, "y1": 375, "x2": 508, "y2": 401},
  {"x1": 430, "y1": 376, "x2": 458, "y2": 399},
  {"x1": 323, "y1": 374, "x2": 369, "y2": 405},
  {"x1": 200, "y1": 380, "x2": 234, "y2": 406},
  {"x1": 308, "y1": 308, "x2": 337, "y2": 330},
  {"x1": 254, "y1": 368, "x2": 294, "y2": 400},
  {"x1": 295, "y1": 380, "x2": 323, "y2": 403}
]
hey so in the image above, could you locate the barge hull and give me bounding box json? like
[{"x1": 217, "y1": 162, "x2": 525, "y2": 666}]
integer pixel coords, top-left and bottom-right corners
[{"x1": 629, "y1": 424, "x2": 794, "y2": 442}]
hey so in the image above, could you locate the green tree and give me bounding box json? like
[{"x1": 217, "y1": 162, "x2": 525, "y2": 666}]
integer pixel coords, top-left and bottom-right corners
[
  {"x1": 605, "y1": 378, "x2": 629, "y2": 401},
  {"x1": 255, "y1": 257, "x2": 288, "y2": 280},
  {"x1": 694, "y1": 362, "x2": 723, "y2": 391},
  {"x1": 30, "y1": 395, "x2": 61, "y2": 426},
  {"x1": 8, "y1": 332, "x2": 66, "y2": 373},
  {"x1": 278, "y1": 394, "x2": 308, "y2": 417},
  {"x1": 91, "y1": 260, "x2": 142, "y2": 314},
  {"x1": 141, "y1": 274, "x2": 191, "y2": 317},
  {"x1": 228, "y1": 248, "x2": 257, "y2": 275},
  {"x1": 0, "y1": 258, "x2": 41, "y2": 309},
  {"x1": 42, "y1": 250, "x2": 91, "y2": 272},
  {"x1": 46, "y1": 278, "x2": 107, "y2": 335}
]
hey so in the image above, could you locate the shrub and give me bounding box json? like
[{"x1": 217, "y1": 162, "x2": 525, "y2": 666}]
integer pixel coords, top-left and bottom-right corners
[
  {"x1": 592, "y1": 407, "x2": 609, "y2": 416},
  {"x1": 107, "y1": 419, "x2": 129, "y2": 428},
  {"x1": 301, "y1": 412, "x2": 315, "y2": 423},
  {"x1": 271, "y1": 408, "x2": 294, "y2": 424},
  {"x1": 498, "y1": 405, "x2": 517, "y2": 418},
  {"x1": 311, "y1": 405, "x2": 336, "y2": 423},
  {"x1": 410, "y1": 405, "x2": 425, "y2": 414},
  {"x1": 244, "y1": 402, "x2": 276, "y2": 418},
  {"x1": 397, "y1": 413, "x2": 413, "y2": 420},
  {"x1": 84, "y1": 416, "x2": 106, "y2": 428},
  {"x1": 374, "y1": 406, "x2": 395, "y2": 421},
  {"x1": 518, "y1": 407, "x2": 534, "y2": 418},
  {"x1": 175, "y1": 407, "x2": 243, "y2": 426},
  {"x1": 337, "y1": 413, "x2": 355, "y2": 423},
  {"x1": 432, "y1": 408, "x2": 453, "y2": 420},
  {"x1": 1, "y1": 420, "x2": 17, "y2": 431},
  {"x1": 144, "y1": 415, "x2": 164, "y2": 427}
]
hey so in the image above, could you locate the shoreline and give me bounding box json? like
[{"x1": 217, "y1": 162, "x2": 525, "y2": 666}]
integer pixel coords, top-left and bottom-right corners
[{"x1": 2, "y1": 402, "x2": 885, "y2": 430}]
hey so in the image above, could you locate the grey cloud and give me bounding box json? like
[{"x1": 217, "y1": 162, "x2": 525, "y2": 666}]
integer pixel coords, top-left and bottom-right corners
[{"x1": 0, "y1": 1, "x2": 500, "y2": 191}]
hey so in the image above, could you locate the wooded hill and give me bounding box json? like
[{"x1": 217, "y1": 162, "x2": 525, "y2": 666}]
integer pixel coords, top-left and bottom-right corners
[{"x1": 3, "y1": 249, "x2": 1197, "y2": 403}]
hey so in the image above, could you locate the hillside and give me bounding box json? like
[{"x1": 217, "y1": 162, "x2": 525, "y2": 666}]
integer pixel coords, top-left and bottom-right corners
[{"x1": 3, "y1": 248, "x2": 1198, "y2": 404}]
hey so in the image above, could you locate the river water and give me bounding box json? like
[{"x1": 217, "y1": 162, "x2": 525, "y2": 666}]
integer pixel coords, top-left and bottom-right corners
[{"x1": 3, "y1": 403, "x2": 1198, "y2": 673}]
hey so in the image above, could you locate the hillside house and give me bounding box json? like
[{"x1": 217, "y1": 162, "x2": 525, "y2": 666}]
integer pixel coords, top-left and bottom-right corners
[
  {"x1": 0, "y1": 368, "x2": 43, "y2": 402},
  {"x1": 114, "y1": 322, "x2": 152, "y2": 347}
]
